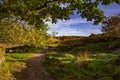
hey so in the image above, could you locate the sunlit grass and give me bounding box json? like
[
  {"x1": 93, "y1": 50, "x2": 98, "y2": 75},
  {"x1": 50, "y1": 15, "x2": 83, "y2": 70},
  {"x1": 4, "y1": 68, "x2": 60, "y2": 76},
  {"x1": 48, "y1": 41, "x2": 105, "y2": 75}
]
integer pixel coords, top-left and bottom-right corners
[
  {"x1": 0, "y1": 52, "x2": 34, "y2": 79},
  {"x1": 6, "y1": 53, "x2": 33, "y2": 62},
  {"x1": 43, "y1": 51, "x2": 120, "y2": 80},
  {"x1": 92, "y1": 53, "x2": 118, "y2": 61}
]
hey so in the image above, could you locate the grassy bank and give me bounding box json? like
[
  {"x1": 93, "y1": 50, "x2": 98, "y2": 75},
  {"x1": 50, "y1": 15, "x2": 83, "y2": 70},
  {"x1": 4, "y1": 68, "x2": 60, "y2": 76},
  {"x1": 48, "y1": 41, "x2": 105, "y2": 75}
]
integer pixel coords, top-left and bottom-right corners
[{"x1": 0, "y1": 47, "x2": 39, "y2": 79}]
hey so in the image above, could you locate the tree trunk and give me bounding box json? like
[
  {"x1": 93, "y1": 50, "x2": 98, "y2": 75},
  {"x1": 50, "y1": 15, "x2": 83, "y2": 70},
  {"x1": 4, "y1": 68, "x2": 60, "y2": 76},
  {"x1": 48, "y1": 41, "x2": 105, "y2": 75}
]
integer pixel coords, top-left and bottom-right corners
[{"x1": 0, "y1": 47, "x2": 5, "y2": 67}]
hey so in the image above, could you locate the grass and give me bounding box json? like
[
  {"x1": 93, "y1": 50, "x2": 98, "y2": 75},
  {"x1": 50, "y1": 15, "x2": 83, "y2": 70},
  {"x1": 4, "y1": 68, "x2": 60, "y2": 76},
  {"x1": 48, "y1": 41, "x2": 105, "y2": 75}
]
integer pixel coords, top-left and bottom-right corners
[
  {"x1": 6, "y1": 53, "x2": 33, "y2": 62},
  {"x1": 69, "y1": 43, "x2": 105, "y2": 53},
  {"x1": 92, "y1": 53, "x2": 118, "y2": 61},
  {"x1": 43, "y1": 52, "x2": 120, "y2": 80},
  {"x1": 50, "y1": 40, "x2": 120, "y2": 54},
  {"x1": 27, "y1": 47, "x2": 40, "y2": 53},
  {"x1": 43, "y1": 40, "x2": 120, "y2": 80},
  {"x1": 0, "y1": 47, "x2": 38, "y2": 80},
  {"x1": 1, "y1": 40, "x2": 119, "y2": 80}
]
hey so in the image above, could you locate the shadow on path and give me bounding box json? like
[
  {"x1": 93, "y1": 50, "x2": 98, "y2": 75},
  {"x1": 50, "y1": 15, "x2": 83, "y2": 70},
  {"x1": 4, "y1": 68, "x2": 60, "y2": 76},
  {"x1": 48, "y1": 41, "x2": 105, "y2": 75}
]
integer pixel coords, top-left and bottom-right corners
[{"x1": 14, "y1": 49, "x2": 52, "y2": 80}]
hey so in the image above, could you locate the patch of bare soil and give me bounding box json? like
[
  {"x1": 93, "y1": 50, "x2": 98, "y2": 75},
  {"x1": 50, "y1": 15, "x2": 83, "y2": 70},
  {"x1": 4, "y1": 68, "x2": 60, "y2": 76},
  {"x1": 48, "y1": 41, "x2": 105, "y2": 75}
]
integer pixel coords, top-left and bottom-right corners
[{"x1": 20, "y1": 49, "x2": 52, "y2": 80}]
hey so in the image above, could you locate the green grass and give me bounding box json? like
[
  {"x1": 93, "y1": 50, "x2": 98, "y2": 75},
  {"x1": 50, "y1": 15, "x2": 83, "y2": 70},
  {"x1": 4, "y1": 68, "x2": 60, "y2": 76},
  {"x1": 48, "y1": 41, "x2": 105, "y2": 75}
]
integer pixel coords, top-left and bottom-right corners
[
  {"x1": 92, "y1": 53, "x2": 118, "y2": 61},
  {"x1": 27, "y1": 47, "x2": 40, "y2": 53},
  {"x1": 0, "y1": 47, "x2": 38, "y2": 80},
  {"x1": 0, "y1": 53, "x2": 33, "y2": 79},
  {"x1": 68, "y1": 41, "x2": 120, "y2": 54},
  {"x1": 43, "y1": 52, "x2": 120, "y2": 80},
  {"x1": 6, "y1": 53, "x2": 33, "y2": 62},
  {"x1": 44, "y1": 40, "x2": 120, "y2": 80}
]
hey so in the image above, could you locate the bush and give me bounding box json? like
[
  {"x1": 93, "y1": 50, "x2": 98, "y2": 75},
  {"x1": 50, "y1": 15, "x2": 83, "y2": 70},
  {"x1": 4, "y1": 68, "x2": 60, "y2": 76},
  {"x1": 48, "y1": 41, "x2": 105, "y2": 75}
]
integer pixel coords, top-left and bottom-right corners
[{"x1": 6, "y1": 45, "x2": 31, "y2": 53}]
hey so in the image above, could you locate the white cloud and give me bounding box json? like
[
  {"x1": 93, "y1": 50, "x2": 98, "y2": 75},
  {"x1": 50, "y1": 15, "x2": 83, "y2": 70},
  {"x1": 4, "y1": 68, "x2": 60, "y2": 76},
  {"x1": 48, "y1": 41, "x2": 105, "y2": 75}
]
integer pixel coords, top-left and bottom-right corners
[
  {"x1": 47, "y1": 18, "x2": 101, "y2": 36},
  {"x1": 59, "y1": 18, "x2": 90, "y2": 26},
  {"x1": 47, "y1": 18, "x2": 90, "y2": 28}
]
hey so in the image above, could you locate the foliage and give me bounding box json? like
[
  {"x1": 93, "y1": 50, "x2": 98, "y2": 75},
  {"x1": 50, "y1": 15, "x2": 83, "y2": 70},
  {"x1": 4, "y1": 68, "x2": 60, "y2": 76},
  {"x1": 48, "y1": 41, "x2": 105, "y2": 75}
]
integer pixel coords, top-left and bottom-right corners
[
  {"x1": 55, "y1": 33, "x2": 120, "y2": 54},
  {"x1": 52, "y1": 39, "x2": 120, "y2": 54},
  {"x1": 57, "y1": 36, "x2": 85, "y2": 42},
  {"x1": 0, "y1": 0, "x2": 120, "y2": 28},
  {"x1": 101, "y1": 14, "x2": 120, "y2": 39},
  {"x1": 52, "y1": 34, "x2": 119, "y2": 53},
  {"x1": 0, "y1": 18, "x2": 49, "y2": 47},
  {"x1": 6, "y1": 45, "x2": 31, "y2": 53}
]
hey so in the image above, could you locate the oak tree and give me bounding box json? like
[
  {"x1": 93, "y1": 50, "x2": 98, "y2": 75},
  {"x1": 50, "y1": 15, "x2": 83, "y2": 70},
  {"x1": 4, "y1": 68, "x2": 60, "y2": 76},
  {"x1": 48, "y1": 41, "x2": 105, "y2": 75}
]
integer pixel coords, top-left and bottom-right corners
[{"x1": 0, "y1": 0, "x2": 120, "y2": 29}]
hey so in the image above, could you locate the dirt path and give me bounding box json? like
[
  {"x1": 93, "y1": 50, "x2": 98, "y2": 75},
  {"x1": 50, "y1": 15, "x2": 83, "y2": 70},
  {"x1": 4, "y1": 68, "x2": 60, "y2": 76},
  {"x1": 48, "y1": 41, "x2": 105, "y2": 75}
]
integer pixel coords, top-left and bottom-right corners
[{"x1": 21, "y1": 49, "x2": 52, "y2": 80}]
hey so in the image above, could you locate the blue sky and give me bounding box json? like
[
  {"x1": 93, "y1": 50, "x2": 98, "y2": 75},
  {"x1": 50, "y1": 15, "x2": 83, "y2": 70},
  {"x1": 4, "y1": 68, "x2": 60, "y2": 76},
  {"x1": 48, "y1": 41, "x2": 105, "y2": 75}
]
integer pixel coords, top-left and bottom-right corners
[{"x1": 47, "y1": 3, "x2": 120, "y2": 36}]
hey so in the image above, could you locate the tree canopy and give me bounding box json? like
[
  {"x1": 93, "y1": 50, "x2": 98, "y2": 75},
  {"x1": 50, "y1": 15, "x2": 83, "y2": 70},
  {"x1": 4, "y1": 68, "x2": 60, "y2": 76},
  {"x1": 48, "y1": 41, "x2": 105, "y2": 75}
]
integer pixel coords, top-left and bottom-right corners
[
  {"x1": 0, "y1": 0, "x2": 120, "y2": 47},
  {"x1": 0, "y1": 0, "x2": 120, "y2": 29},
  {"x1": 0, "y1": 18, "x2": 49, "y2": 47}
]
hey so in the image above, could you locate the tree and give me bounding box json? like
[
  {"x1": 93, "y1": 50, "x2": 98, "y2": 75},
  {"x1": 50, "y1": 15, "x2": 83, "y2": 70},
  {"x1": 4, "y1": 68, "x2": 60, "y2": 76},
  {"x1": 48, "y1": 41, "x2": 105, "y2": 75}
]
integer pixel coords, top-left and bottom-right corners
[
  {"x1": 0, "y1": 18, "x2": 49, "y2": 47},
  {"x1": 51, "y1": 31, "x2": 58, "y2": 38},
  {"x1": 101, "y1": 14, "x2": 120, "y2": 39},
  {"x1": 0, "y1": 0, "x2": 120, "y2": 66},
  {"x1": 0, "y1": 17, "x2": 49, "y2": 66},
  {"x1": 0, "y1": 0, "x2": 120, "y2": 29}
]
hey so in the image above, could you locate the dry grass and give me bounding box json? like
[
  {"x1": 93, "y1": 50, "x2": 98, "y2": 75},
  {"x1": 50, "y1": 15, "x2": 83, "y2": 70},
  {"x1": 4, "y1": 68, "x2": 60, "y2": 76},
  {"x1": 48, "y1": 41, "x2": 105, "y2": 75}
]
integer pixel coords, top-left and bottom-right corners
[{"x1": 75, "y1": 51, "x2": 92, "y2": 65}]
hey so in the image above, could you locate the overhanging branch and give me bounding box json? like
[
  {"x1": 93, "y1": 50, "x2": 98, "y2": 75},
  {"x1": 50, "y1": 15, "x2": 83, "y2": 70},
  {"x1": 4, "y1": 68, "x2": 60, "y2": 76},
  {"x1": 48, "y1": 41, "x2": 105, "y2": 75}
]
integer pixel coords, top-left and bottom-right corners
[{"x1": 34, "y1": 0, "x2": 58, "y2": 10}]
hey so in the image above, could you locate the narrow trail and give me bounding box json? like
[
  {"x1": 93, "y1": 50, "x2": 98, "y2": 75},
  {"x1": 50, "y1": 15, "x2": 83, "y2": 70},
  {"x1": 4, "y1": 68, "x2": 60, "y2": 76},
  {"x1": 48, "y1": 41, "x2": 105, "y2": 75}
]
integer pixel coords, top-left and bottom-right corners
[{"x1": 21, "y1": 49, "x2": 52, "y2": 80}]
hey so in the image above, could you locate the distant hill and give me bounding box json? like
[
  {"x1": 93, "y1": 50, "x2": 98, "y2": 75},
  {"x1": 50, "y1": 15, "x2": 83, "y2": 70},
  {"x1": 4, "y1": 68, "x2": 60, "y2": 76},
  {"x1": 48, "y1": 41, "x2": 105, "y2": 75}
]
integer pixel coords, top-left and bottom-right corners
[{"x1": 56, "y1": 36, "x2": 86, "y2": 41}]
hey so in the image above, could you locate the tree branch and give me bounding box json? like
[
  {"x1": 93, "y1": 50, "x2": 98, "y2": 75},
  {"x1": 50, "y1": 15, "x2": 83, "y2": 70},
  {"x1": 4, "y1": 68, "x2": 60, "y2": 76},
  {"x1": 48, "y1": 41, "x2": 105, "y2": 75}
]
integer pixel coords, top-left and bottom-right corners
[{"x1": 34, "y1": 0, "x2": 58, "y2": 10}]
